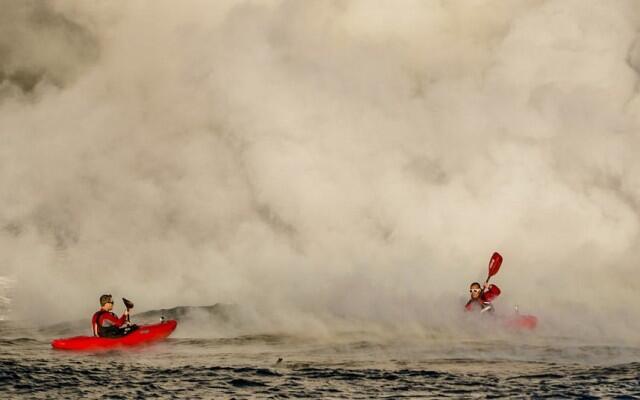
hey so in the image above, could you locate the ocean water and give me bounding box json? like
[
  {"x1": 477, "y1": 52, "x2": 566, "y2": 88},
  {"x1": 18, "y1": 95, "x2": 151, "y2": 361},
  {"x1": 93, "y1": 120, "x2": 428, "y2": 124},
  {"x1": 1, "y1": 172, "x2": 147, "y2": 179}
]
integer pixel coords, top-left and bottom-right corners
[{"x1": 1, "y1": 305, "x2": 639, "y2": 399}]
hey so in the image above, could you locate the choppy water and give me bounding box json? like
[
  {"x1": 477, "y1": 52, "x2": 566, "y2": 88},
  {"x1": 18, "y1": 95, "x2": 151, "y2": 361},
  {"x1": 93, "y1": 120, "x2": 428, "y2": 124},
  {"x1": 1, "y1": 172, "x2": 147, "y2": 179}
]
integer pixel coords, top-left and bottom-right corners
[{"x1": 1, "y1": 305, "x2": 639, "y2": 399}]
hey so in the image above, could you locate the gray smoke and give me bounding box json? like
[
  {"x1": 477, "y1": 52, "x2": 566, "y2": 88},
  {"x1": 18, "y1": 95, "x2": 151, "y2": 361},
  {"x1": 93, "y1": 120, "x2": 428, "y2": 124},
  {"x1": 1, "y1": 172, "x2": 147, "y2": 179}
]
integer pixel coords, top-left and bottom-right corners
[{"x1": 1, "y1": 1, "x2": 639, "y2": 340}]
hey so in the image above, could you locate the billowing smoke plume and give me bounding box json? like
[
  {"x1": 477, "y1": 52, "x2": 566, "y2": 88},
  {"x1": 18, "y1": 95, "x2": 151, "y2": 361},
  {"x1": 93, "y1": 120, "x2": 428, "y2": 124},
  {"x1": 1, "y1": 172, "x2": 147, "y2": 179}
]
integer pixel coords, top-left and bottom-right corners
[{"x1": 1, "y1": 1, "x2": 639, "y2": 339}]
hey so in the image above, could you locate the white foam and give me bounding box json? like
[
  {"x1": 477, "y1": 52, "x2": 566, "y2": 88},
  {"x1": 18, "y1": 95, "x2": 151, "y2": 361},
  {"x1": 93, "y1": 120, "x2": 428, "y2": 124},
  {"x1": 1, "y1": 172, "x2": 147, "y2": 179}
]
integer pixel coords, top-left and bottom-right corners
[{"x1": 0, "y1": 277, "x2": 15, "y2": 321}]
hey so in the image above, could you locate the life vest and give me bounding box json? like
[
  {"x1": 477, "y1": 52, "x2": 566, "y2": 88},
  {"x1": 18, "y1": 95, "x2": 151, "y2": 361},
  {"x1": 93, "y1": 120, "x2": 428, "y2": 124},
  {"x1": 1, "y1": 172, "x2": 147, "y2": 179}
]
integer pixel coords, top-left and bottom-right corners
[{"x1": 92, "y1": 310, "x2": 121, "y2": 337}]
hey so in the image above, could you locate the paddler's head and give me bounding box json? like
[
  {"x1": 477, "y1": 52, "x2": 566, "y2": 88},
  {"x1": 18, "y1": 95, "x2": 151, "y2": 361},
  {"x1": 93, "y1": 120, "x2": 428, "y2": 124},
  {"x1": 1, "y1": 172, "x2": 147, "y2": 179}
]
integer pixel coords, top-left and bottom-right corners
[
  {"x1": 469, "y1": 282, "x2": 482, "y2": 299},
  {"x1": 100, "y1": 294, "x2": 114, "y2": 311}
]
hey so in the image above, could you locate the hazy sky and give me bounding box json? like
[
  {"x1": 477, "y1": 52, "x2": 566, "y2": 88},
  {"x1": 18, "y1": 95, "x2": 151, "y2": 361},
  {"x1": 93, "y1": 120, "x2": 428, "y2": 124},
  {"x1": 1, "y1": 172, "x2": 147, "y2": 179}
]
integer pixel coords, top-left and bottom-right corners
[{"x1": 1, "y1": 1, "x2": 639, "y2": 338}]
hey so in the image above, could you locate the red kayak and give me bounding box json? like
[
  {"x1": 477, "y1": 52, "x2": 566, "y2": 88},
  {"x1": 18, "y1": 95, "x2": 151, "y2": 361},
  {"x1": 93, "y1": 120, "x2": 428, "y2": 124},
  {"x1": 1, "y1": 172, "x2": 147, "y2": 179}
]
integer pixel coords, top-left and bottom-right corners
[
  {"x1": 466, "y1": 311, "x2": 538, "y2": 331},
  {"x1": 51, "y1": 320, "x2": 177, "y2": 351},
  {"x1": 503, "y1": 314, "x2": 538, "y2": 330}
]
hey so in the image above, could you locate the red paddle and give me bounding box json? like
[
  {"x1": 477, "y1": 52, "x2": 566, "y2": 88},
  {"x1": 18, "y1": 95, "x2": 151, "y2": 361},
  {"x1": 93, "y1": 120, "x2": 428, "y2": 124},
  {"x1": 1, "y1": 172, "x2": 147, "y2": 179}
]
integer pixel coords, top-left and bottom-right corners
[{"x1": 486, "y1": 252, "x2": 503, "y2": 284}]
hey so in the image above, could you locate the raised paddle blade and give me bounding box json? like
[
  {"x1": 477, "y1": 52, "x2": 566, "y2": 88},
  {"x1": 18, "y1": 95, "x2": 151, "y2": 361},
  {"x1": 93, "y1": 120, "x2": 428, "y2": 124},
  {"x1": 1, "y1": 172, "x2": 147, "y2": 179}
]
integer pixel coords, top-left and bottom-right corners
[
  {"x1": 487, "y1": 252, "x2": 503, "y2": 281},
  {"x1": 123, "y1": 298, "x2": 134, "y2": 309}
]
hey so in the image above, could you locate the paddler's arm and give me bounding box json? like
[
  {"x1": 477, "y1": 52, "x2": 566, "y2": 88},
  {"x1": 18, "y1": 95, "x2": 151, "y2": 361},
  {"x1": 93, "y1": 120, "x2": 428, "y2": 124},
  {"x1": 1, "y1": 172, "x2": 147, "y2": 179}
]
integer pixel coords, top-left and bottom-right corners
[
  {"x1": 464, "y1": 300, "x2": 473, "y2": 311},
  {"x1": 118, "y1": 309, "x2": 129, "y2": 326},
  {"x1": 101, "y1": 311, "x2": 129, "y2": 328},
  {"x1": 482, "y1": 283, "x2": 501, "y2": 302}
]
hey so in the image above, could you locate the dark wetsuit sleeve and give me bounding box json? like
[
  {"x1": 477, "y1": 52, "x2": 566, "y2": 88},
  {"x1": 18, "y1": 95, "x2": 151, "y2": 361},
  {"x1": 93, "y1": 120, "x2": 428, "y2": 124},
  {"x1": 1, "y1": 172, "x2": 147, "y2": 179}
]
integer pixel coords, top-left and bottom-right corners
[{"x1": 98, "y1": 312, "x2": 127, "y2": 328}]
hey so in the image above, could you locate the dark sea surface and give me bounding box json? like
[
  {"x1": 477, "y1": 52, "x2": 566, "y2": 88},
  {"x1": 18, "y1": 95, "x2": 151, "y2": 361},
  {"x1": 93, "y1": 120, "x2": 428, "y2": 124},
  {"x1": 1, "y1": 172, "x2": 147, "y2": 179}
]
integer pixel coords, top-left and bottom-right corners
[{"x1": 1, "y1": 305, "x2": 639, "y2": 399}]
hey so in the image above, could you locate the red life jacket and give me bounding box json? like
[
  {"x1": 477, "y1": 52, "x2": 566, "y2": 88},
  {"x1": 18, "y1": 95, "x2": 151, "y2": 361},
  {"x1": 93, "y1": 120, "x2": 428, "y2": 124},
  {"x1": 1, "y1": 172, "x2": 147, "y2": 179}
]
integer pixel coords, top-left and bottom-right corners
[
  {"x1": 91, "y1": 310, "x2": 126, "y2": 337},
  {"x1": 91, "y1": 310, "x2": 108, "y2": 337}
]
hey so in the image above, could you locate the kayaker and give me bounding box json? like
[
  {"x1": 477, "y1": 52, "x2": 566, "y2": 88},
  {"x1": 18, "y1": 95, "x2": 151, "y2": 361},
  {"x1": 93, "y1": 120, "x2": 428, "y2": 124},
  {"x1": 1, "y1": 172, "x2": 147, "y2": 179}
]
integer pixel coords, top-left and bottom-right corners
[
  {"x1": 91, "y1": 294, "x2": 129, "y2": 338},
  {"x1": 465, "y1": 282, "x2": 501, "y2": 313}
]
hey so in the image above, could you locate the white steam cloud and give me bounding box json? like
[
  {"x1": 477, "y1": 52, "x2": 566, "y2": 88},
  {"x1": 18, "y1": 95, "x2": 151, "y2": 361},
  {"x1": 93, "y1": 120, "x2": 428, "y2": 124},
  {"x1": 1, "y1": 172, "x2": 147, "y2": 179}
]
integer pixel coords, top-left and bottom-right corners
[{"x1": 1, "y1": 1, "x2": 639, "y2": 339}]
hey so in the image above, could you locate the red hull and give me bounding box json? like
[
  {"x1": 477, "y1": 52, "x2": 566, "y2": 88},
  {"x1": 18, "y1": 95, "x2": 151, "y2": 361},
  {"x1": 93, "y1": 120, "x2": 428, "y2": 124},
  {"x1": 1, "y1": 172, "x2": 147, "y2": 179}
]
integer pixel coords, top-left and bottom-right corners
[
  {"x1": 51, "y1": 320, "x2": 177, "y2": 351},
  {"x1": 503, "y1": 315, "x2": 538, "y2": 330}
]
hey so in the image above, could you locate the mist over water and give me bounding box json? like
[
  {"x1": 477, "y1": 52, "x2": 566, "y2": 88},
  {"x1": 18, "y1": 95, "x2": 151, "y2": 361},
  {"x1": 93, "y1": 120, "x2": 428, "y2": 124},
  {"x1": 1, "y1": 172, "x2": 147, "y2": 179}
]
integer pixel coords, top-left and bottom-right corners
[{"x1": 1, "y1": 1, "x2": 640, "y2": 342}]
